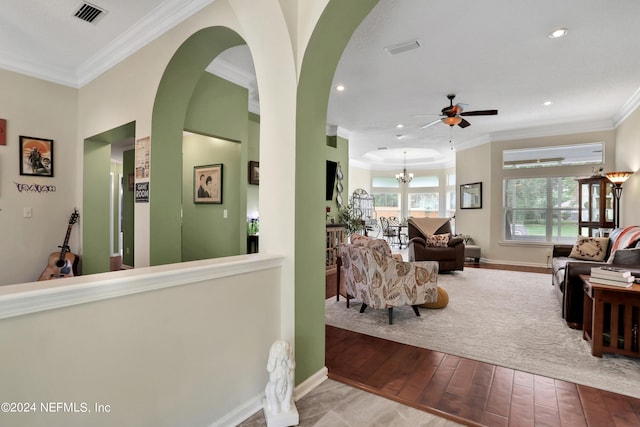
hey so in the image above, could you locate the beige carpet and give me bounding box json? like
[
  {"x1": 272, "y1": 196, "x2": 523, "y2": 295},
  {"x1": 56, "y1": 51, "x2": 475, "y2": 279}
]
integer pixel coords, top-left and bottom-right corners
[{"x1": 325, "y1": 268, "x2": 640, "y2": 399}]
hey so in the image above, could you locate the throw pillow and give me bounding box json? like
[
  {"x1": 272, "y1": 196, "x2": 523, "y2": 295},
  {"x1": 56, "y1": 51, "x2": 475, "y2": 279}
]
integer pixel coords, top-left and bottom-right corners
[
  {"x1": 610, "y1": 248, "x2": 640, "y2": 265},
  {"x1": 421, "y1": 287, "x2": 449, "y2": 309},
  {"x1": 569, "y1": 236, "x2": 609, "y2": 261},
  {"x1": 427, "y1": 233, "x2": 450, "y2": 247}
]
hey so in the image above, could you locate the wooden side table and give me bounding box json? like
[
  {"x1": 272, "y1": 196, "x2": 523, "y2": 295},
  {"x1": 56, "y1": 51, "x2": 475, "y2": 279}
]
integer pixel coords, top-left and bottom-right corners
[{"x1": 581, "y1": 274, "x2": 640, "y2": 358}]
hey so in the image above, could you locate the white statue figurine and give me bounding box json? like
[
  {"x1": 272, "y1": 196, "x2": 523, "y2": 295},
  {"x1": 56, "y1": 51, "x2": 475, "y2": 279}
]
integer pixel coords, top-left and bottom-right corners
[{"x1": 263, "y1": 340, "x2": 298, "y2": 426}]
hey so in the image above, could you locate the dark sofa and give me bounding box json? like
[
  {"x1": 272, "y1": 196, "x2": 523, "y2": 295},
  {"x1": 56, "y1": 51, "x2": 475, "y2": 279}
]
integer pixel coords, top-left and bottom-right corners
[
  {"x1": 552, "y1": 227, "x2": 640, "y2": 329},
  {"x1": 408, "y1": 218, "x2": 465, "y2": 272}
]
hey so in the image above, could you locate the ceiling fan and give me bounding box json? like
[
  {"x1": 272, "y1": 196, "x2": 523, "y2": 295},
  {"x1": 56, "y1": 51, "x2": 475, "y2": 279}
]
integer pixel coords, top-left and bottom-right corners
[{"x1": 416, "y1": 94, "x2": 498, "y2": 129}]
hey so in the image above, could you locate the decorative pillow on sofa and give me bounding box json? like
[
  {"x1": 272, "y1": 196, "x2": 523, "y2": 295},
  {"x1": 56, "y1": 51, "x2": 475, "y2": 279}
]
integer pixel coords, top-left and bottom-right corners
[
  {"x1": 610, "y1": 248, "x2": 640, "y2": 265},
  {"x1": 426, "y1": 233, "x2": 450, "y2": 247},
  {"x1": 569, "y1": 236, "x2": 609, "y2": 261}
]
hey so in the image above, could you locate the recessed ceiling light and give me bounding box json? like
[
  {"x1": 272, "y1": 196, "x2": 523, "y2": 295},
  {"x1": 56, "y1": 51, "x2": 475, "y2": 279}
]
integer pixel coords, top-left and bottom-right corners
[
  {"x1": 542, "y1": 100, "x2": 554, "y2": 106},
  {"x1": 336, "y1": 84, "x2": 345, "y2": 91},
  {"x1": 548, "y1": 28, "x2": 568, "y2": 39},
  {"x1": 396, "y1": 124, "x2": 404, "y2": 128}
]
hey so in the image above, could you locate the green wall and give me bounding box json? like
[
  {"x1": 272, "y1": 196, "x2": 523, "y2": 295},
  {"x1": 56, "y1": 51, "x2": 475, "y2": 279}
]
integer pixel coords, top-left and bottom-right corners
[
  {"x1": 182, "y1": 134, "x2": 242, "y2": 260},
  {"x1": 181, "y1": 73, "x2": 249, "y2": 259},
  {"x1": 294, "y1": 0, "x2": 379, "y2": 383},
  {"x1": 83, "y1": 121, "x2": 136, "y2": 275},
  {"x1": 150, "y1": 27, "x2": 245, "y2": 266},
  {"x1": 83, "y1": 140, "x2": 112, "y2": 274}
]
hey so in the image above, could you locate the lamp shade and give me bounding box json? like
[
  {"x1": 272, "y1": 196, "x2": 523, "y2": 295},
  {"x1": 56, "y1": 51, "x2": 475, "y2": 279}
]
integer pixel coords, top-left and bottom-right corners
[{"x1": 605, "y1": 171, "x2": 633, "y2": 185}]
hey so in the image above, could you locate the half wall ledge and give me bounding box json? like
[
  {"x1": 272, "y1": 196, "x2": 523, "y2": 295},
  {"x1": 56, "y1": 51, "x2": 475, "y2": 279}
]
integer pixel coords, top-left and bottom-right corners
[{"x1": 0, "y1": 253, "x2": 285, "y2": 321}]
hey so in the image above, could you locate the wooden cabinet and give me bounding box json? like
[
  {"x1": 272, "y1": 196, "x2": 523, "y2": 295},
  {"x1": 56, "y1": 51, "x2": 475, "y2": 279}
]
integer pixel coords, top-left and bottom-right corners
[
  {"x1": 577, "y1": 176, "x2": 615, "y2": 237},
  {"x1": 326, "y1": 224, "x2": 346, "y2": 274}
]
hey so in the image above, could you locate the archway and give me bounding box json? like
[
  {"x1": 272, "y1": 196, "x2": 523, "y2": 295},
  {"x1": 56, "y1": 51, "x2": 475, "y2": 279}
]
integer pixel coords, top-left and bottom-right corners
[
  {"x1": 150, "y1": 27, "x2": 246, "y2": 265},
  {"x1": 294, "y1": 0, "x2": 380, "y2": 383}
]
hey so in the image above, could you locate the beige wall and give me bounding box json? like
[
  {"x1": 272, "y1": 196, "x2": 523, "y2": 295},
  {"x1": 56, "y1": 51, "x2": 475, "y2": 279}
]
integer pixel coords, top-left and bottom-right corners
[
  {"x1": 456, "y1": 129, "x2": 617, "y2": 267},
  {"x1": 0, "y1": 69, "x2": 79, "y2": 285},
  {"x1": 0, "y1": 257, "x2": 283, "y2": 427},
  {"x1": 614, "y1": 107, "x2": 640, "y2": 227}
]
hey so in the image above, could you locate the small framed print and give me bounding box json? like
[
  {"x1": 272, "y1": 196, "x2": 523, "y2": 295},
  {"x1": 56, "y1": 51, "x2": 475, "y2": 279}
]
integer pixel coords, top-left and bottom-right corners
[
  {"x1": 194, "y1": 164, "x2": 223, "y2": 204},
  {"x1": 460, "y1": 182, "x2": 482, "y2": 209},
  {"x1": 248, "y1": 161, "x2": 259, "y2": 185},
  {"x1": 20, "y1": 136, "x2": 54, "y2": 177}
]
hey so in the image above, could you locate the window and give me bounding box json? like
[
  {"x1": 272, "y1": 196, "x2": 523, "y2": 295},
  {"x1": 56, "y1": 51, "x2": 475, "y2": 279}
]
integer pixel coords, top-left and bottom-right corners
[
  {"x1": 373, "y1": 192, "x2": 400, "y2": 218},
  {"x1": 408, "y1": 192, "x2": 439, "y2": 218},
  {"x1": 409, "y1": 175, "x2": 439, "y2": 188},
  {"x1": 503, "y1": 176, "x2": 578, "y2": 243},
  {"x1": 503, "y1": 142, "x2": 604, "y2": 169}
]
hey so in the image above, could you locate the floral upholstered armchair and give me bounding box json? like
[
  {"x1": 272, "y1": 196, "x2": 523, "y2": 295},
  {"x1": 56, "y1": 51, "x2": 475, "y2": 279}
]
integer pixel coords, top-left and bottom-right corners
[{"x1": 339, "y1": 234, "x2": 439, "y2": 324}]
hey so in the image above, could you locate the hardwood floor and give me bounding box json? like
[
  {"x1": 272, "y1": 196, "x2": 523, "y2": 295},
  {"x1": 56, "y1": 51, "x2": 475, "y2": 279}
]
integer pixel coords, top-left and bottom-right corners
[{"x1": 325, "y1": 263, "x2": 640, "y2": 426}]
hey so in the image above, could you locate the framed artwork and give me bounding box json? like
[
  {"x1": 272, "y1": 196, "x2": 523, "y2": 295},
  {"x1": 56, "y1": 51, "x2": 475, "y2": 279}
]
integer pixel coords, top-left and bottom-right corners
[
  {"x1": 460, "y1": 182, "x2": 482, "y2": 209},
  {"x1": 20, "y1": 136, "x2": 54, "y2": 177},
  {"x1": 194, "y1": 164, "x2": 223, "y2": 204},
  {"x1": 248, "y1": 161, "x2": 259, "y2": 185}
]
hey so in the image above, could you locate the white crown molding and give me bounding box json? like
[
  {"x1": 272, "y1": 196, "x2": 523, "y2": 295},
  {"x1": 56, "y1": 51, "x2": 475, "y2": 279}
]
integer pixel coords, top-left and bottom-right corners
[
  {"x1": 0, "y1": 50, "x2": 78, "y2": 87},
  {"x1": 489, "y1": 119, "x2": 615, "y2": 143},
  {"x1": 206, "y1": 58, "x2": 255, "y2": 89},
  {"x1": 612, "y1": 86, "x2": 640, "y2": 127},
  {"x1": 76, "y1": 0, "x2": 216, "y2": 87}
]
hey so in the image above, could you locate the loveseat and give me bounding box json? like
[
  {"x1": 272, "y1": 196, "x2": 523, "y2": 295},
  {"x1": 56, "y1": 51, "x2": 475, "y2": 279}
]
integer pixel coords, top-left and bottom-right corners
[
  {"x1": 552, "y1": 226, "x2": 640, "y2": 329},
  {"x1": 407, "y1": 217, "x2": 465, "y2": 272}
]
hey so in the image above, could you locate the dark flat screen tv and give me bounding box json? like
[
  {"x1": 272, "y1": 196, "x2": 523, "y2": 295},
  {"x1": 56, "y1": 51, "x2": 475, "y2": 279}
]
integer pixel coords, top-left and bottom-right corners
[{"x1": 326, "y1": 160, "x2": 337, "y2": 201}]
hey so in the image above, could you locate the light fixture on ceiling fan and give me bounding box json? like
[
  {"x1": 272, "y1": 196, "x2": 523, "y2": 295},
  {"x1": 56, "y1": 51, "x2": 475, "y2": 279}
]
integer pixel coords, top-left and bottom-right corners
[{"x1": 416, "y1": 94, "x2": 498, "y2": 130}]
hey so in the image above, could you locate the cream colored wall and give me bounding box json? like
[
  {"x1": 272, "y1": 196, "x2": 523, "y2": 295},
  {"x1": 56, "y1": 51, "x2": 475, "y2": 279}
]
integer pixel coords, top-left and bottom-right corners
[
  {"x1": 614, "y1": 106, "x2": 640, "y2": 227},
  {"x1": 0, "y1": 69, "x2": 79, "y2": 285},
  {"x1": 0, "y1": 257, "x2": 283, "y2": 427},
  {"x1": 456, "y1": 144, "x2": 492, "y2": 250},
  {"x1": 456, "y1": 130, "x2": 616, "y2": 266},
  {"x1": 348, "y1": 165, "x2": 371, "y2": 196}
]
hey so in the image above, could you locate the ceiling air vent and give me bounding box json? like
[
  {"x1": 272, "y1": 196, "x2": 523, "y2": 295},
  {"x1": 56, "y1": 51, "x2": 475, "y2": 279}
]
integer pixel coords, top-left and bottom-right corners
[
  {"x1": 384, "y1": 40, "x2": 421, "y2": 56},
  {"x1": 73, "y1": 2, "x2": 107, "y2": 24}
]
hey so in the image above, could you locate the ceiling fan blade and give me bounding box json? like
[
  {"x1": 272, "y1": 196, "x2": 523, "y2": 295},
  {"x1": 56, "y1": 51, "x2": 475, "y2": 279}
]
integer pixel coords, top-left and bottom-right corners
[
  {"x1": 420, "y1": 119, "x2": 441, "y2": 129},
  {"x1": 460, "y1": 109, "x2": 498, "y2": 116},
  {"x1": 458, "y1": 118, "x2": 471, "y2": 128}
]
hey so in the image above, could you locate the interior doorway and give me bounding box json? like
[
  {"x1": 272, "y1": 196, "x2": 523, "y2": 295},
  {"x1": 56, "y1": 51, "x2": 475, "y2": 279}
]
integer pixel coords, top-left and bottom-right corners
[{"x1": 83, "y1": 121, "x2": 136, "y2": 275}]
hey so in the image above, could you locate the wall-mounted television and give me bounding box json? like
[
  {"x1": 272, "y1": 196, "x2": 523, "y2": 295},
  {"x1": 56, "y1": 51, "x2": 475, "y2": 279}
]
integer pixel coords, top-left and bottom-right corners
[{"x1": 326, "y1": 160, "x2": 337, "y2": 201}]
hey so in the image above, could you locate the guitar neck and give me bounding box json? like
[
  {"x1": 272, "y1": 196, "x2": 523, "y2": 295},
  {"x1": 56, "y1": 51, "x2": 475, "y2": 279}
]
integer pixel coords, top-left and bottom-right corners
[{"x1": 58, "y1": 223, "x2": 74, "y2": 261}]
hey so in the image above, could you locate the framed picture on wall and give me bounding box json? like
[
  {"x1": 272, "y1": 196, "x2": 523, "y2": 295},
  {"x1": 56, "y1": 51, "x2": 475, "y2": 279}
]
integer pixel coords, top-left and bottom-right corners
[
  {"x1": 248, "y1": 161, "x2": 259, "y2": 185},
  {"x1": 460, "y1": 182, "x2": 482, "y2": 209},
  {"x1": 19, "y1": 136, "x2": 54, "y2": 177},
  {"x1": 194, "y1": 164, "x2": 223, "y2": 204}
]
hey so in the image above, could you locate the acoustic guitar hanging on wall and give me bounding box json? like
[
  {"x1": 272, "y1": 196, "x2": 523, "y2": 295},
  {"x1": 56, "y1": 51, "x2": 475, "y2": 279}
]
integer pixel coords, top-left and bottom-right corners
[{"x1": 39, "y1": 209, "x2": 80, "y2": 281}]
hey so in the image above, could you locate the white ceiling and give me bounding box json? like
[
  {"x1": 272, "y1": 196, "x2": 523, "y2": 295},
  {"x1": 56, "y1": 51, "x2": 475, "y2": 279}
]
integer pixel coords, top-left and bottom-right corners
[{"x1": 3, "y1": 0, "x2": 640, "y2": 170}]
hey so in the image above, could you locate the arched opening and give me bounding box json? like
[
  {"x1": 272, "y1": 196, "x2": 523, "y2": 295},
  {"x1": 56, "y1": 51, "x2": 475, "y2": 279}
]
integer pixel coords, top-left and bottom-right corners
[
  {"x1": 293, "y1": 0, "x2": 380, "y2": 383},
  {"x1": 150, "y1": 26, "x2": 249, "y2": 265}
]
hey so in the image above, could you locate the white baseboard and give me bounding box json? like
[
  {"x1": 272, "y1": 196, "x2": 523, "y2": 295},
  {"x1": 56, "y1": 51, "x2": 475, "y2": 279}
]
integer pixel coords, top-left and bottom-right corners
[
  {"x1": 210, "y1": 366, "x2": 328, "y2": 427},
  {"x1": 295, "y1": 366, "x2": 328, "y2": 401}
]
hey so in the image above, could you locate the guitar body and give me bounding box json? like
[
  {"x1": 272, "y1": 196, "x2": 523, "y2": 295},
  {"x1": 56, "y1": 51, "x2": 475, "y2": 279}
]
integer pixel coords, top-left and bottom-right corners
[
  {"x1": 39, "y1": 251, "x2": 79, "y2": 280},
  {"x1": 38, "y1": 209, "x2": 80, "y2": 281}
]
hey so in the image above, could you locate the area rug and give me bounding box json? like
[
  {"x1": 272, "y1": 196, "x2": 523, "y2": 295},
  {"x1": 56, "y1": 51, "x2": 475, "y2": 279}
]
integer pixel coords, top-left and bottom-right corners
[{"x1": 325, "y1": 268, "x2": 640, "y2": 399}]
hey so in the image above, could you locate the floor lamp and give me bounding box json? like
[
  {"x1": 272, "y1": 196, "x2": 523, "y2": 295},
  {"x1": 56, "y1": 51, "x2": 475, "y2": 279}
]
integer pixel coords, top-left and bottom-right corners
[{"x1": 605, "y1": 171, "x2": 633, "y2": 228}]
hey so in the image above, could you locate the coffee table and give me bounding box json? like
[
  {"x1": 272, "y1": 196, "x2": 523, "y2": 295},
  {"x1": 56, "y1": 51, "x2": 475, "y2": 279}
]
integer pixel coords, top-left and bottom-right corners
[{"x1": 581, "y1": 274, "x2": 640, "y2": 358}]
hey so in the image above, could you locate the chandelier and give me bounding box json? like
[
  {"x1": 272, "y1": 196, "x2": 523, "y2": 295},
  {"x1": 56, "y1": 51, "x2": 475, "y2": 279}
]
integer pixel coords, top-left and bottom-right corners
[{"x1": 395, "y1": 152, "x2": 414, "y2": 184}]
